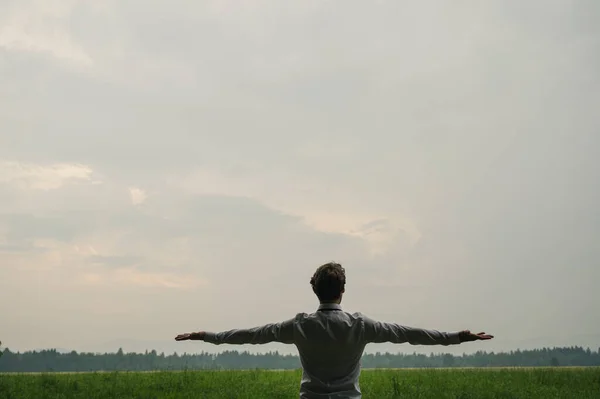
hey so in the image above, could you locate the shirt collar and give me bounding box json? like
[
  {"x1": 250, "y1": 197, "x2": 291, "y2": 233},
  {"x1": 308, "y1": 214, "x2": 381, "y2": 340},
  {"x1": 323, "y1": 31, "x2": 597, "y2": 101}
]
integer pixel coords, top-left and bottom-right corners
[{"x1": 317, "y1": 303, "x2": 342, "y2": 311}]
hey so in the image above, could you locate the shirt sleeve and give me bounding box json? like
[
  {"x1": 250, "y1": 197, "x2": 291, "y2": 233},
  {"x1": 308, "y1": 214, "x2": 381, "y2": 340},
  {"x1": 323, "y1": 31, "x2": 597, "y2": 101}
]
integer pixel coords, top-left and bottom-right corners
[
  {"x1": 361, "y1": 314, "x2": 461, "y2": 346},
  {"x1": 203, "y1": 318, "x2": 296, "y2": 345}
]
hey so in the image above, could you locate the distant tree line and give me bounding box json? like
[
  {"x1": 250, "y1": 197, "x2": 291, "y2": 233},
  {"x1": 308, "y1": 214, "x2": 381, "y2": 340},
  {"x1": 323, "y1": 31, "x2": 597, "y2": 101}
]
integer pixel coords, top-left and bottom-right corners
[{"x1": 0, "y1": 346, "x2": 598, "y2": 372}]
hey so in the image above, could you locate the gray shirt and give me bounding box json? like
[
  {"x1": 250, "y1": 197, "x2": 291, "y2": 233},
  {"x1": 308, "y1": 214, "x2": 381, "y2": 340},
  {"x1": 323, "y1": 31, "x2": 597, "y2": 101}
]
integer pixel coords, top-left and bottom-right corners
[{"x1": 203, "y1": 303, "x2": 461, "y2": 398}]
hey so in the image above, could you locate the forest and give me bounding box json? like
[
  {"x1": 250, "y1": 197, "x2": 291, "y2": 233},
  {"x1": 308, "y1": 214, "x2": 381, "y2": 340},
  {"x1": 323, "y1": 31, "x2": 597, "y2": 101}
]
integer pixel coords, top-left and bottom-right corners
[{"x1": 1, "y1": 346, "x2": 599, "y2": 372}]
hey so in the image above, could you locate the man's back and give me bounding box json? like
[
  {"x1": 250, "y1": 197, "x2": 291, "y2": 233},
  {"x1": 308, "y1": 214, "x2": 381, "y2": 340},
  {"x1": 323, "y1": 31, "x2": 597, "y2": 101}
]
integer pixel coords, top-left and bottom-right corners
[
  {"x1": 294, "y1": 303, "x2": 367, "y2": 398},
  {"x1": 290, "y1": 303, "x2": 462, "y2": 398}
]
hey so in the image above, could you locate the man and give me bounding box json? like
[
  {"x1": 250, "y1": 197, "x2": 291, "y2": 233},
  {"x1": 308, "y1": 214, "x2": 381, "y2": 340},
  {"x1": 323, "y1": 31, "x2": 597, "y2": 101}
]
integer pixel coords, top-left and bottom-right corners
[{"x1": 175, "y1": 262, "x2": 493, "y2": 398}]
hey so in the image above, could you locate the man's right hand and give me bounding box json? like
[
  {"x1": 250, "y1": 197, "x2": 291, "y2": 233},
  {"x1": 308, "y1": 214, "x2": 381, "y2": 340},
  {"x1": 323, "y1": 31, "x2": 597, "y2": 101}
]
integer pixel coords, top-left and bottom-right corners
[
  {"x1": 175, "y1": 332, "x2": 206, "y2": 341},
  {"x1": 459, "y1": 330, "x2": 494, "y2": 342}
]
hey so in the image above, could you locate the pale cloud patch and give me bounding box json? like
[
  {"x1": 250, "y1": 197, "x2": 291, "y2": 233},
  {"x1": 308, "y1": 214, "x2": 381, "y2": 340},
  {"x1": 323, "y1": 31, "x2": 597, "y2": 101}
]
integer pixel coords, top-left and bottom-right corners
[
  {"x1": 0, "y1": 0, "x2": 93, "y2": 68},
  {"x1": 129, "y1": 187, "x2": 147, "y2": 205},
  {"x1": 172, "y1": 167, "x2": 421, "y2": 256},
  {"x1": 295, "y1": 139, "x2": 362, "y2": 160},
  {"x1": 204, "y1": 0, "x2": 321, "y2": 18},
  {"x1": 112, "y1": 268, "x2": 204, "y2": 289},
  {"x1": 0, "y1": 161, "x2": 93, "y2": 190},
  {"x1": 2, "y1": 235, "x2": 205, "y2": 290},
  {"x1": 75, "y1": 267, "x2": 206, "y2": 290},
  {"x1": 0, "y1": 238, "x2": 74, "y2": 273},
  {"x1": 348, "y1": 219, "x2": 422, "y2": 256}
]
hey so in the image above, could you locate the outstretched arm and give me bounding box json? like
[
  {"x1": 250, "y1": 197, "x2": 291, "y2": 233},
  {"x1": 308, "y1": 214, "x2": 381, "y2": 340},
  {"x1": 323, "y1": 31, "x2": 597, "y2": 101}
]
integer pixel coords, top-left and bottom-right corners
[
  {"x1": 175, "y1": 318, "x2": 295, "y2": 345},
  {"x1": 362, "y1": 315, "x2": 493, "y2": 346}
]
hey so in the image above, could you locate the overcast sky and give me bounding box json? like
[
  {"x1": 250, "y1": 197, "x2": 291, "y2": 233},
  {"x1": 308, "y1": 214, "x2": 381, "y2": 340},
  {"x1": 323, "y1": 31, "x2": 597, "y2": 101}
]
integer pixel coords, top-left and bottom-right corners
[{"x1": 1, "y1": 0, "x2": 599, "y2": 356}]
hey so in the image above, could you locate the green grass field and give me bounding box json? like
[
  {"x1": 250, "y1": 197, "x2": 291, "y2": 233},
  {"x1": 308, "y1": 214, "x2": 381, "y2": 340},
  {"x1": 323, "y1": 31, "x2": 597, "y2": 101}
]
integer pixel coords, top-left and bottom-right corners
[{"x1": 1, "y1": 368, "x2": 599, "y2": 398}]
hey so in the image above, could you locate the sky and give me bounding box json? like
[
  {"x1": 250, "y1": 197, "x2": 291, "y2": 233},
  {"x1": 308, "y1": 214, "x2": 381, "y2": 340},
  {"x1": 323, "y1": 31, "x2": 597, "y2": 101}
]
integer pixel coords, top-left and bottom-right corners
[{"x1": 1, "y1": 0, "x2": 599, "y2": 356}]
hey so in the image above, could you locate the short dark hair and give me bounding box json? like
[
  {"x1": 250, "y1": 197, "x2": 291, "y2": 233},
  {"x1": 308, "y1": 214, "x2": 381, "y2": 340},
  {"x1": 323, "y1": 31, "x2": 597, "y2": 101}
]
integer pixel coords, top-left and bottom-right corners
[{"x1": 310, "y1": 262, "x2": 346, "y2": 302}]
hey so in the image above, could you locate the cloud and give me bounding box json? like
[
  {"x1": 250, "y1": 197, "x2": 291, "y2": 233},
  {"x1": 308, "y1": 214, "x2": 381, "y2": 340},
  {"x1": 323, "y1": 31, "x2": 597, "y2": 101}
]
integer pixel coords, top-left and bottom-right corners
[
  {"x1": 0, "y1": 191, "x2": 371, "y2": 283},
  {"x1": 170, "y1": 167, "x2": 420, "y2": 256},
  {"x1": 129, "y1": 187, "x2": 147, "y2": 205},
  {"x1": 0, "y1": 242, "x2": 40, "y2": 253},
  {"x1": 349, "y1": 219, "x2": 420, "y2": 256},
  {"x1": 0, "y1": 0, "x2": 94, "y2": 68},
  {"x1": 80, "y1": 268, "x2": 205, "y2": 290},
  {"x1": 88, "y1": 254, "x2": 142, "y2": 267},
  {"x1": 0, "y1": 161, "x2": 93, "y2": 190}
]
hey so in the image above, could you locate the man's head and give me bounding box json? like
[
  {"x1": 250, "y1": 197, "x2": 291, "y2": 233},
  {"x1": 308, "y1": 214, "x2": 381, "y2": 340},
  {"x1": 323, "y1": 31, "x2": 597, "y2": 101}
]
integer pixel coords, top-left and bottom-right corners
[{"x1": 310, "y1": 262, "x2": 346, "y2": 303}]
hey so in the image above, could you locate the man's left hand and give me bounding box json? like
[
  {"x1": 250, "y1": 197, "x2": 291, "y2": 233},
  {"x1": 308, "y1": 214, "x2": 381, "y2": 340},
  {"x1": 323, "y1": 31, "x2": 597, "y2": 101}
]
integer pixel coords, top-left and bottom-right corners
[{"x1": 459, "y1": 330, "x2": 494, "y2": 342}]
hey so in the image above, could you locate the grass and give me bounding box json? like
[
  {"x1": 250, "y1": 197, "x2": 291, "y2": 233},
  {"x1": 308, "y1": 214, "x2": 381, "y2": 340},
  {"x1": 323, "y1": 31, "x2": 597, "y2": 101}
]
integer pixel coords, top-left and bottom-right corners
[{"x1": 1, "y1": 368, "x2": 599, "y2": 398}]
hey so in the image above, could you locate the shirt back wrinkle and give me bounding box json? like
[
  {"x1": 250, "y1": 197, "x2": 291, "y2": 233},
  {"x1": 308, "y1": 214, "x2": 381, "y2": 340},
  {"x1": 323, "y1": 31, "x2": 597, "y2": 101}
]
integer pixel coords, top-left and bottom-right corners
[{"x1": 295, "y1": 310, "x2": 365, "y2": 398}]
